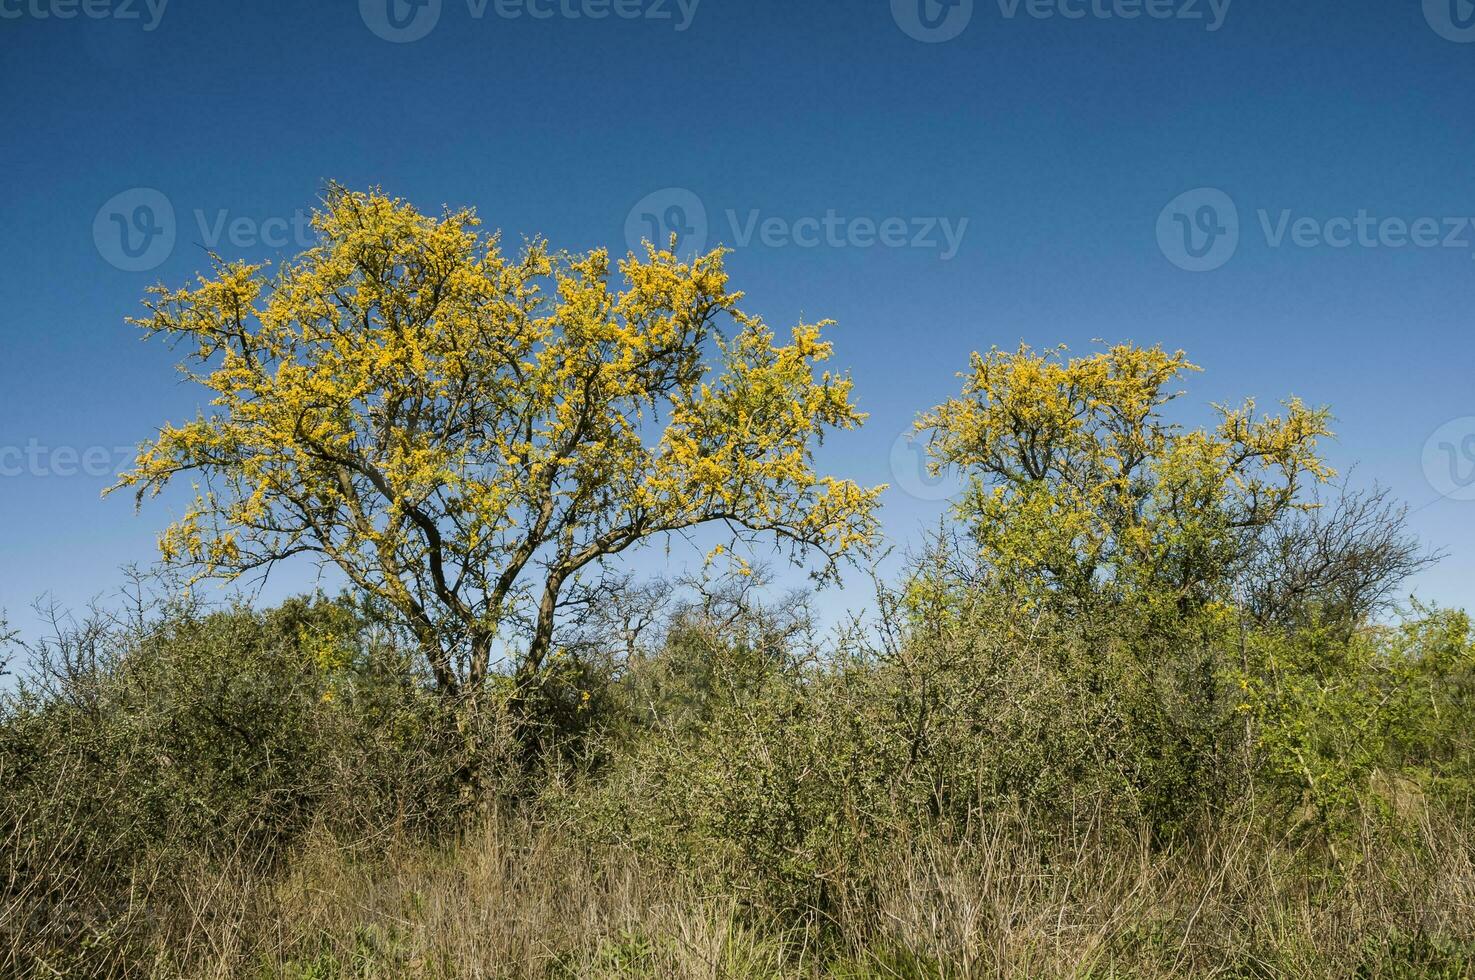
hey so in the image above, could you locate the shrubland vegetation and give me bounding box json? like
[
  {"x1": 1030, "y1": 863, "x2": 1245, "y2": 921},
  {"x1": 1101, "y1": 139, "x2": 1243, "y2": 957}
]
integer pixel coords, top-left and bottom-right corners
[{"x1": 3, "y1": 189, "x2": 1472, "y2": 978}]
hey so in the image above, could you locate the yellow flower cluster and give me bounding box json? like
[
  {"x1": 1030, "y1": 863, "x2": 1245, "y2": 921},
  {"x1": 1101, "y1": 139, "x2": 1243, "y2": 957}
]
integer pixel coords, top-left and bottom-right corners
[{"x1": 108, "y1": 186, "x2": 882, "y2": 688}]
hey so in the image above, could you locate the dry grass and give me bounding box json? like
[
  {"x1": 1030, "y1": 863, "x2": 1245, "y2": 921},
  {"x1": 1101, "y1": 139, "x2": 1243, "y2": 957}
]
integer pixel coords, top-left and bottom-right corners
[{"x1": 88, "y1": 804, "x2": 1470, "y2": 980}]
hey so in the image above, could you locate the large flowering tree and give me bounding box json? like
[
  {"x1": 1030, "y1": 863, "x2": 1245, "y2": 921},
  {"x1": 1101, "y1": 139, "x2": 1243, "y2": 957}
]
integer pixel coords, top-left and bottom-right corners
[{"x1": 111, "y1": 187, "x2": 880, "y2": 695}]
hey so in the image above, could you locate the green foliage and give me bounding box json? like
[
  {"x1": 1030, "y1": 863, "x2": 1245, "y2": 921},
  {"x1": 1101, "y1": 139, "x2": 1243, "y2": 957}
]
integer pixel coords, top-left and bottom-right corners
[
  {"x1": 4, "y1": 569, "x2": 1472, "y2": 977},
  {"x1": 3, "y1": 342, "x2": 1470, "y2": 977},
  {"x1": 918, "y1": 343, "x2": 1332, "y2": 618},
  {"x1": 0, "y1": 591, "x2": 502, "y2": 977},
  {"x1": 886, "y1": 343, "x2": 1346, "y2": 839},
  {"x1": 1242, "y1": 605, "x2": 1475, "y2": 839},
  {"x1": 268, "y1": 925, "x2": 424, "y2": 980}
]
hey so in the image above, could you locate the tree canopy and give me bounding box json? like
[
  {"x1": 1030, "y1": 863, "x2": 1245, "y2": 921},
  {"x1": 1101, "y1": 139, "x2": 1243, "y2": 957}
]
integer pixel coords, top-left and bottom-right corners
[
  {"x1": 111, "y1": 186, "x2": 881, "y2": 693},
  {"x1": 918, "y1": 343, "x2": 1334, "y2": 617}
]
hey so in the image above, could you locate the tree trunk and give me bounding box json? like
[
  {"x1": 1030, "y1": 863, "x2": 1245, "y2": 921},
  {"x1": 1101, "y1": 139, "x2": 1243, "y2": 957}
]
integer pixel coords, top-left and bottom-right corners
[
  {"x1": 523, "y1": 572, "x2": 565, "y2": 682},
  {"x1": 415, "y1": 622, "x2": 459, "y2": 696},
  {"x1": 467, "y1": 630, "x2": 494, "y2": 691}
]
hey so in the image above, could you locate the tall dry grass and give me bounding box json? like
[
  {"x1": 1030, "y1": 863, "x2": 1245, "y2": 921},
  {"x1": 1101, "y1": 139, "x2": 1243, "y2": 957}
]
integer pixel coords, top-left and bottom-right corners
[{"x1": 93, "y1": 803, "x2": 1472, "y2": 979}]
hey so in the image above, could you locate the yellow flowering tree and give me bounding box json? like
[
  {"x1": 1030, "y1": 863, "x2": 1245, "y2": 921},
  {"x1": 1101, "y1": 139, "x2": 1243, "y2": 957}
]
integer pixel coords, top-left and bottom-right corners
[
  {"x1": 110, "y1": 187, "x2": 881, "y2": 696},
  {"x1": 907, "y1": 343, "x2": 1336, "y2": 831},
  {"x1": 918, "y1": 343, "x2": 1334, "y2": 617}
]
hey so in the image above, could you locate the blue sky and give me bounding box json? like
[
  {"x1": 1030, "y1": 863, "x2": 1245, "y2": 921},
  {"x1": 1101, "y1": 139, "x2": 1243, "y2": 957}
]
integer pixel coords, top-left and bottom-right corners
[{"x1": 2, "y1": 0, "x2": 1473, "y2": 639}]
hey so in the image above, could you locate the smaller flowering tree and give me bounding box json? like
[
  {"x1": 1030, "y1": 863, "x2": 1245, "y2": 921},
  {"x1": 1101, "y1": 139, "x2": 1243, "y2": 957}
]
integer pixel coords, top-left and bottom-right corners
[
  {"x1": 111, "y1": 186, "x2": 881, "y2": 696},
  {"x1": 918, "y1": 342, "x2": 1334, "y2": 618},
  {"x1": 909, "y1": 343, "x2": 1337, "y2": 831}
]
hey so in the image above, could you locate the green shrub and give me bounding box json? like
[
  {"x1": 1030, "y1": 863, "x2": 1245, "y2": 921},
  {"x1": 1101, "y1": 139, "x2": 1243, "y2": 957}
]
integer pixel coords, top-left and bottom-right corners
[
  {"x1": 1243, "y1": 605, "x2": 1475, "y2": 842},
  {"x1": 0, "y1": 592, "x2": 501, "y2": 977}
]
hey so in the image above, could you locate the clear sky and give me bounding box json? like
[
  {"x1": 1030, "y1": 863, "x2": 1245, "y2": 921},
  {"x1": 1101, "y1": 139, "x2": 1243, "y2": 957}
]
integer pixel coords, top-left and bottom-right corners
[{"x1": 2, "y1": 0, "x2": 1473, "y2": 639}]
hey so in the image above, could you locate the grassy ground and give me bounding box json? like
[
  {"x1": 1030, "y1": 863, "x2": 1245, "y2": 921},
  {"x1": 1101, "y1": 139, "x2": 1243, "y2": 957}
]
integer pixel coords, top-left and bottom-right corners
[{"x1": 84, "y1": 806, "x2": 1471, "y2": 980}]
